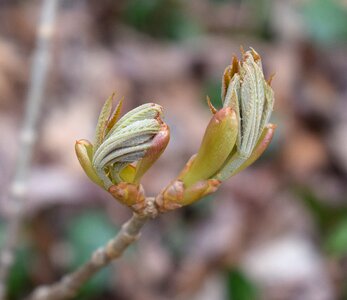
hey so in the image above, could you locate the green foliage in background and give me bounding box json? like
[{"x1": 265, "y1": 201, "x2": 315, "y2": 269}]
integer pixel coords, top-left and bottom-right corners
[
  {"x1": 190, "y1": 194, "x2": 215, "y2": 220},
  {"x1": 0, "y1": 227, "x2": 4, "y2": 253},
  {"x1": 225, "y1": 268, "x2": 258, "y2": 300},
  {"x1": 162, "y1": 219, "x2": 187, "y2": 259},
  {"x1": 203, "y1": 78, "x2": 223, "y2": 111},
  {"x1": 66, "y1": 211, "x2": 118, "y2": 299},
  {"x1": 122, "y1": 0, "x2": 199, "y2": 40},
  {"x1": 247, "y1": 0, "x2": 274, "y2": 40},
  {"x1": 7, "y1": 246, "x2": 32, "y2": 299},
  {"x1": 296, "y1": 187, "x2": 347, "y2": 259},
  {"x1": 297, "y1": 187, "x2": 347, "y2": 234},
  {"x1": 325, "y1": 219, "x2": 347, "y2": 257},
  {"x1": 0, "y1": 223, "x2": 32, "y2": 299},
  {"x1": 162, "y1": 194, "x2": 214, "y2": 259},
  {"x1": 302, "y1": 0, "x2": 347, "y2": 45}
]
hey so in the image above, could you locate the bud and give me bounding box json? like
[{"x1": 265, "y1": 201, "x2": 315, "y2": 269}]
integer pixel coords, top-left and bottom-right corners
[
  {"x1": 108, "y1": 182, "x2": 146, "y2": 211},
  {"x1": 75, "y1": 94, "x2": 170, "y2": 209},
  {"x1": 179, "y1": 107, "x2": 238, "y2": 187},
  {"x1": 156, "y1": 178, "x2": 221, "y2": 212},
  {"x1": 156, "y1": 48, "x2": 275, "y2": 211},
  {"x1": 214, "y1": 47, "x2": 275, "y2": 180},
  {"x1": 75, "y1": 139, "x2": 103, "y2": 188},
  {"x1": 132, "y1": 124, "x2": 170, "y2": 184}
]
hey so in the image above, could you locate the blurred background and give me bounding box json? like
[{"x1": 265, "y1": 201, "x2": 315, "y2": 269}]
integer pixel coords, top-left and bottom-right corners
[{"x1": 1, "y1": 0, "x2": 347, "y2": 299}]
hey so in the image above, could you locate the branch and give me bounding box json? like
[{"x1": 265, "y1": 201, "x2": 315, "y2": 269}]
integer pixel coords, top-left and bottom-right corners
[
  {"x1": 28, "y1": 212, "x2": 150, "y2": 300},
  {"x1": 0, "y1": 0, "x2": 58, "y2": 298}
]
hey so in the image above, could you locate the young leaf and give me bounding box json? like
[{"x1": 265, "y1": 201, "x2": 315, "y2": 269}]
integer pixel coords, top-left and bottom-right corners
[
  {"x1": 94, "y1": 94, "x2": 114, "y2": 151},
  {"x1": 104, "y1": 97, "x2": 124, "y2": 137}
]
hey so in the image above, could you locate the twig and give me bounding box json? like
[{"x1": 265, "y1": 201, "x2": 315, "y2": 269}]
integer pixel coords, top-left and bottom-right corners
[
  {"x1": 0, "y1": 0, "x2": 58, "y2": 298},
  {"x1": 28, "y1": 212, "x2": 150, "y2": 300}
]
